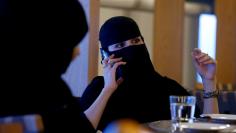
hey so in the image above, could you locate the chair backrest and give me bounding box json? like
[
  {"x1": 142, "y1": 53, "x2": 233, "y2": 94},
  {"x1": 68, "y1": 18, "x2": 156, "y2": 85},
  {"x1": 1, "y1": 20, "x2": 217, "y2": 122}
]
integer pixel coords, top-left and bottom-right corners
[
  {"x1": 0, "y1": 114, "x2": 44, "y2": 133},
  {"x1": 191, "y1": 83, "x2": 236, "y2": 114},
  {"x1": 0, "y1": 123, "x2": 23, "y2": 133}
]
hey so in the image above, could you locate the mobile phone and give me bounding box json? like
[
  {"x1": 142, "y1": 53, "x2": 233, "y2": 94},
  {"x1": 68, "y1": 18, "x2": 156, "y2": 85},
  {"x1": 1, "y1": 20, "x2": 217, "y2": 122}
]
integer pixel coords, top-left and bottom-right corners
[
  {"x1": 100, "y1": 48, "x2": 123, "y2": 80},
  {"x1": 100, "y1": 48, "x2": 110, "y2": 60}
]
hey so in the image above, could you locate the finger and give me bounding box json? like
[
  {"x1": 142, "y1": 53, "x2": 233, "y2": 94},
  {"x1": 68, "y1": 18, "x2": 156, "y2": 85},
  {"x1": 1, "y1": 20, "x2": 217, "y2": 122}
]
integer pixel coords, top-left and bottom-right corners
[
  {"x1": 191, "y1": 52, "x2": 200, "y2": 66},
  {"x1": 199, "y1": 58, "x2": 211, "y2": 65},
  {"x1": 108, "y1": 57, "x2": 122, "y2": 64},
  {"x1": 192, "y1": 48, "x2": 201, "y2": 56},
  {"x1": 112, "y1": 62, "x2": 126, "y2": 70},
  {"x1": 202, "y1": 59, "x2": 216, "y2": 65},
  {"x1": 105, "y1": 58, "x2": 122, "y2": 68},
  {"x1": 109, "y1": 54, "x2": 115, "y2": 59},
  {"x1": 102, "y1": 58, "x2": 110, "y2": 68},
  {"x1": 193, "y1": 48, "x2": 201, "y2": 51},
  {"x1": 102, "y1": 54, "x2": 115, "y2": 64},
  {"x1": 195, "y1": 53, "x2": 208, "y2": 60},
  {"x1": 117, "y1": 77, "x2": 124, "y2": 85},
  {"x1": 197, "y1": 54, "x2": 211, "y2": 63},
  {"x1": 191, "y1": 49, "x2": 203, "y2": 66},
  {"x1": 102, "y1": 58, "x2": 109, "y2": 64}
]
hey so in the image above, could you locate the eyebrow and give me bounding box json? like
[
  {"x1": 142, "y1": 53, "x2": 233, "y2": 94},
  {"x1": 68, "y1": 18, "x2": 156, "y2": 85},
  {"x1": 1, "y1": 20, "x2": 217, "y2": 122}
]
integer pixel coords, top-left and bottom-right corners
[{"x1": 108, "y1": 36, "x2": 143, "y2": 51}]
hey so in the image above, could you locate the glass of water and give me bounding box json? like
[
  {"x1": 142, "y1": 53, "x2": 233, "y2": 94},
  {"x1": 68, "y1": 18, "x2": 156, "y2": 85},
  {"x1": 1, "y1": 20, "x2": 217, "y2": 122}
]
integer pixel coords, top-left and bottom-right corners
[{"x1": 169, "y1": 95, "x2": 196, "y2": 124}]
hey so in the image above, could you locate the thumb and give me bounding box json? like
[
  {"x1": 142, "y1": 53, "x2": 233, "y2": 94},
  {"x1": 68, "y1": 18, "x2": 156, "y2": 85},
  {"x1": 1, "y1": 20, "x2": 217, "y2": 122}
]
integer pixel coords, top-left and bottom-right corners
[{"x1": 191, "y1": 52, "x2": 199, "y2": 66}]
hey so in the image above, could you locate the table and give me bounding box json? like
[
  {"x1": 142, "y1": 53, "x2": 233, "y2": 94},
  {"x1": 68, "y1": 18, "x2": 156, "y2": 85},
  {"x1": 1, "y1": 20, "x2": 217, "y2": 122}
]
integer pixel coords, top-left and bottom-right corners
[{"x1": 144, "y1": 120, "x2": 236, "y2": 133}]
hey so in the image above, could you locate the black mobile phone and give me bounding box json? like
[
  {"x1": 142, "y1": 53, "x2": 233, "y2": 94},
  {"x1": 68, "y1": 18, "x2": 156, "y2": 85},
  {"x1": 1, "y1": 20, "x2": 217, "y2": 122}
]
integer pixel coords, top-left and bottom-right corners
[
  {"x1": 100, "y1": 48, "x2": 123, "y2": 80},
  {"x1": 100, "y1": 48, "x2": 110, "y2": 60}
]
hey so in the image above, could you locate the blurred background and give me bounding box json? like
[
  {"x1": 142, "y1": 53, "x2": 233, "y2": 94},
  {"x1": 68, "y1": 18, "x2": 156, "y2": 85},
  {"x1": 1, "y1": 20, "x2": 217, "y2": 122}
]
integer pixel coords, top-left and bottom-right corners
[
  {"x1": 98, "y1": 0, "x2": 215, "y2": 90},
  {"x1": 63, "y1": 0, "x2": 236, "y2": 100},
  {"x1": 1, "y1": 1, "x2": 235, "y2": 132}
]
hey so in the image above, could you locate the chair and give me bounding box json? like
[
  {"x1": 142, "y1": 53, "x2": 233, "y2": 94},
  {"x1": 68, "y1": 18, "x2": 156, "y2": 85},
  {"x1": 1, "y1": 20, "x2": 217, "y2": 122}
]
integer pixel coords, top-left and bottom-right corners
[
  {"x1": 0, "y1": 123, "x2": 23, "y2": 133},
  {"x1": 0, "y1": 114, "x2": 44, "y2": 133},
  {"x1": 190, "y1": 83, "x2": 236, "y2": 114}
]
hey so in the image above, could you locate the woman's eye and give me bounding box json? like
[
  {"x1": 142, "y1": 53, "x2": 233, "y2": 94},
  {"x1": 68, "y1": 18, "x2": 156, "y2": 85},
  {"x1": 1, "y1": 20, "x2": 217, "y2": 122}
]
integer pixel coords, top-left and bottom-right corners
[
  {"x1": 115, "y1": 43, "x2": 125, "y2": 48},
  {"x1": 131, "y1": 38, "x2": 140, "y2": 44}
]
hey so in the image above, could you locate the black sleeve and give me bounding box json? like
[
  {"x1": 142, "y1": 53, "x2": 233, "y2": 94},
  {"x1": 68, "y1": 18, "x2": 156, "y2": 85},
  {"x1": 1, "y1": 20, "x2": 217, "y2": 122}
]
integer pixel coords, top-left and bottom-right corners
[
  {"x1": 163, "y1": 76, "x2": 189, "y2": 96},
  {"x1": 68, "y1": 101, "x2": 96, "y2": 133},
  {"x1": 78, "y1": 112, "x2": 96, "y2": 133},
  {"x1": 42, "y1": 101, "x2": 96, "y2": 133},
  {"x1": 80, "y1": 76, "x2": 105, "y2": 111},
  {"x1": 163, "y1": 76, "x2": 201, "y2": 117}
]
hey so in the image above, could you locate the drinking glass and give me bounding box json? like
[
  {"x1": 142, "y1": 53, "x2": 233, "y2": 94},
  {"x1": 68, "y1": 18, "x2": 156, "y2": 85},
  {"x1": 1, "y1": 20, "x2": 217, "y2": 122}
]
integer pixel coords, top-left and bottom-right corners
[{"x1": 169, "y1": 95, "x2": 196, "y2": 123}]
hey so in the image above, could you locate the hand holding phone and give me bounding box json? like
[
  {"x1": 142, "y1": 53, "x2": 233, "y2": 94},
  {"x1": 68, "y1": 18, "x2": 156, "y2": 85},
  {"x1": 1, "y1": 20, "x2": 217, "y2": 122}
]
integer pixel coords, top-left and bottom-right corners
[{"x1": 100, "y1": 48, "x2": 124, "y2": 80}]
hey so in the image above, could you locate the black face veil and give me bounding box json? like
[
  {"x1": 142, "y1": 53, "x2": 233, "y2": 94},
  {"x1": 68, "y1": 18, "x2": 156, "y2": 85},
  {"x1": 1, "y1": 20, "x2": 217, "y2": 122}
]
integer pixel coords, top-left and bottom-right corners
[{"x1": 99, "y1": 16, "x2": 156, "y2": 80}]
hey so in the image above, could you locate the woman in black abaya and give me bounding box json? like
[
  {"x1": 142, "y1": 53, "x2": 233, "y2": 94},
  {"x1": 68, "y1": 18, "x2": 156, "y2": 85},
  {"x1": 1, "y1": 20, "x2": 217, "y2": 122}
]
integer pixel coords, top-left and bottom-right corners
[{"x1": 0, "y1": 0, "x2": 110, "y2": 132}]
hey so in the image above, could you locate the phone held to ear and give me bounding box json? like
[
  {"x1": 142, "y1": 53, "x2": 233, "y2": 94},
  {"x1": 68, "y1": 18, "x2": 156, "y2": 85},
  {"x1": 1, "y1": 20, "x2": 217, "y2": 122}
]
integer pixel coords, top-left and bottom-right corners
[
  {"x1": 100, "y1": 48, "x2": 123, "y2": 80},
  {"x1": 100, "y1": 48, "x2": 110, "y2": 60}
]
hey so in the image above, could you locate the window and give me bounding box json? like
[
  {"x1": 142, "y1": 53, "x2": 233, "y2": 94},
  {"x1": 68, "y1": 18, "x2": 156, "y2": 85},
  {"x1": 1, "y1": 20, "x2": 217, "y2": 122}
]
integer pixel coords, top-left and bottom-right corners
[{"x1": 197, "y1": 14, "x2": 217, "y2": 83}]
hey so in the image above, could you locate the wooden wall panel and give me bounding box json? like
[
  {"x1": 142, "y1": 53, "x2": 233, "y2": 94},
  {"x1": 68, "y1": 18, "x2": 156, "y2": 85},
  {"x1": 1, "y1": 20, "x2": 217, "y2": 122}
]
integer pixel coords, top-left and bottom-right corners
[
  {"x1": 215, "y1": 0, "x2": 236, "y2": 83},
  {"x1": 88, "y1": 0, "x2": 99, "y2": 82},
  {"x1": 153, "y1": 0, "x2": 185, "y2": 83}
]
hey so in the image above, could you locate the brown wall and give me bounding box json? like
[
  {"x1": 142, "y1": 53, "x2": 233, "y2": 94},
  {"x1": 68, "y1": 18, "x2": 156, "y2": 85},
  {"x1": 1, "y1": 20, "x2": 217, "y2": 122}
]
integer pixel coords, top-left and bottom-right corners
[
  {"x1": 88, "y1": 0, "x2": 99, "y2": 82},
  {"x1": 153, "y1": 0, "x2": 185, "y2": 84},
  {"x1": 215, "y1": 0, "x2": 236, "y2": 83}
]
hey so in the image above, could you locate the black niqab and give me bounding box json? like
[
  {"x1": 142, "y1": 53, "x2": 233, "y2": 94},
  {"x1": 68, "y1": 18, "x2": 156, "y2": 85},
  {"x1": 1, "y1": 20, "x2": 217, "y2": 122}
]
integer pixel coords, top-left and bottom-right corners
[
  {"x1": 99, "y1": 16, "x2": 142, "y2": 51},
  {"x1": 111, "y1": 45, "x2": 156, "y2": 80},
  {"x1": 99, "y1": 16, "x2": 161, "y2": 86}
]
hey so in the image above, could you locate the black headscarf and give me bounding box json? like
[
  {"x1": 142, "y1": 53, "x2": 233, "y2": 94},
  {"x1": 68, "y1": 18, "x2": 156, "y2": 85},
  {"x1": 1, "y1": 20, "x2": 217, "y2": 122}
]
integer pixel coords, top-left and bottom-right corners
[
  {"x1": 99, "y1": 16, "x2": 141, "y2": 51},
  {"x1": 0, "y1": 0, "x2": 88, "y2": 115},
  {"x1": 99, "y1": 16, "x2": 157, "y2": 81}
]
